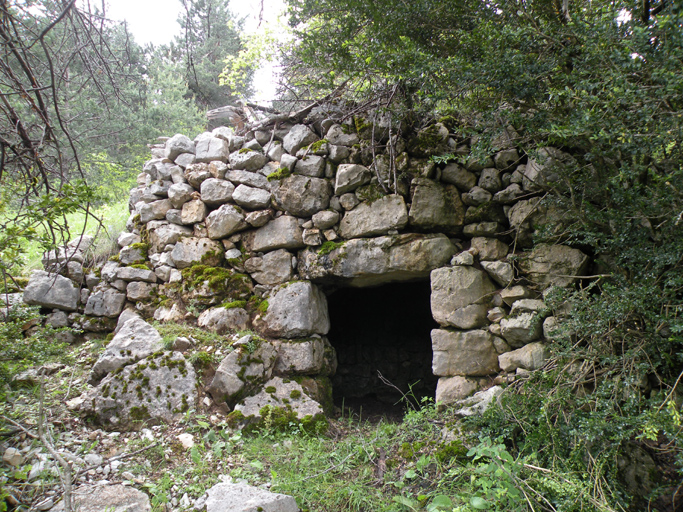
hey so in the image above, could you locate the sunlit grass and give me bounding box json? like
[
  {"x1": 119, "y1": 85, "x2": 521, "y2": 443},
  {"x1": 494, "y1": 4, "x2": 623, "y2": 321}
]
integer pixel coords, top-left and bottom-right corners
[{"x1": 20, "y1": 199, "x2": 130, "y2": 275}]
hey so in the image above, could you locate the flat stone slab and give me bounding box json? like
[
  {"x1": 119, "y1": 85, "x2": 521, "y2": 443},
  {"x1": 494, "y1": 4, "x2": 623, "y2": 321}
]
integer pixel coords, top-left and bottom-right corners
[
  {"x1": 298, "y1": 233, "x2": 456, "y2": 287},
  {"x1": 206, "y1": 482, "x2": 299, "y2": 512},
  {"x1": 52, "y1": 484, "x2": 150, "y2": 512}
]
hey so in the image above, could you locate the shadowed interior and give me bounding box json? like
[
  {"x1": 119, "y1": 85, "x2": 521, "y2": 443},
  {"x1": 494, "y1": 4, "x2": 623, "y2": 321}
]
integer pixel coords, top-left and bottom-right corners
[{"x1": 326, "y1": 281, "x2": 438, "y2": 419}]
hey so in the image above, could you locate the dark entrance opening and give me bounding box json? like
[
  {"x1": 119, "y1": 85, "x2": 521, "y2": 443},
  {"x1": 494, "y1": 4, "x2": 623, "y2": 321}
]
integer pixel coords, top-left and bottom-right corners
[{"x1": 326, "y1": 281, "x2": 438, "y2": 421}]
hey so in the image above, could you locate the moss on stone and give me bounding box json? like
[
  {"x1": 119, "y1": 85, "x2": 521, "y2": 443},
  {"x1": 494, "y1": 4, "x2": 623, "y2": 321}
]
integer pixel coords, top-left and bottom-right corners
[
  {"x1": 267, "y1": 167, "x2": 292, "y2": 182},
  {"x1": 289, "y1": 389, "x2": 301, "y2": 399},
  {"x1": 306, "y1": 139, "x2": 329, "y2": 153},
  {"x1": 318, "y1": 240, "x2": 345, "y2": 256},
  {"x1": 222, "y1": 300, "x2": 247, "y2": 309}
]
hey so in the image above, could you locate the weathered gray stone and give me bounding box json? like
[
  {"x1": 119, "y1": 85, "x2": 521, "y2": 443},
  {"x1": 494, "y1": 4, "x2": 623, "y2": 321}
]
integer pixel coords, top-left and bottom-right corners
[
  {"x1": 148, "y1": 223, "x2": 192, "y2": 253},
  {"x1": 498, "y1": 342, "x2": 549, "y2": 372},
  {"x1": 245, "y1": 216, "x2": 305, "y2": 252},
  {"x1": 234, "y1": 376, "x2": 324, "y2": 428},
  {"x1": 229, "y1": 150, "x2": 268, "y2": 171},
  {"x1": 462, "y1": 186, "x2": 492, "y2": 207},
  {"x1": 543, "y1": 316, "x2": 560, "y2": 340},
  {"x1": 283, "y1": 124, "x2": 318, "y2": 154},
  {"x1": 24, "y1": 271, "x2": 80, "y2": 311},
  {"x1": 139, "y1": 199, "x2": 172, "y2": 223},
  {"x1": 119, "y1": 245, "x2": 147, "y2": 265},
  {"x1": 328, "y1": 144, "x2": 350, "y2": 163},
  {"x1": 208, "y1": 339, "x2": 277, "y2": 404},
  {"x1": 408, "y1": 178, "x2": 465, "y2": 233},
  {"x1": 117, "y1": 232, "x2": 141, "y2": 248},
  {"x1": 339, "y1": 195, "x2": 408, "y2": 238},
  {"x1": 81, "y1": 352, "x2": 196, "y2": 429},
  {"x1": 184, "y1": 163, "x2": 212, "y2": 189},
  {"x1": 326, "y1": 124, "x2": 359, "y2": 146},
  {"x1": 175, "y1": 152, "x2": 195, "y2": 169},
  {"x1": 116, "y1": 267, "x2": 157, "y2": 283},
  {"x1": 83, "y1": 288, "x2": 126, "y2": 318},
  {"x1": 510, "y1": 299, "x2": 546, "y2": 315},
  {"x1": 90, "y1": 316, "x2": 164, "y2": 382},
  {"x1": 494, "y1": 148, "x2": 520, "y2": 171},
  {"x1": 493, "y1": 183, "x2": 524, "y2": 204},
  {"x1": 273, "y1": 175, "x2": 332, "y2": 217},
  {"x1": 432, "y1": 329, "x2": 500, "y2": 376},
  {"x1": 451, "y1": 251, "x2": 474, "y2": 266},
  {"x1": 311, "y1": 210, "x2": 340, "y2": 229},
  {"x1": 165, "y1": 134, "x2": 195, "y2": 161},
  {"x1": 299, "y1": 234, "x2": 456, "y2": 287},
  {"x1": 179, "y1": 199, "x2": 207, "y2": 225},
  {"x1": 171, "y1": 237, "x2": 224, "y2": 269},
  {"x1": 167, "y1": 183, "x2": 195, "y2": 209},
  {"x1": 295, "y1": 155, "x2": 325, "y2": 177},
  {"x1": 303, "y1": 228, "x2": 322, "y2": 246},
  {"x1": 52, "y1": 484, "x2": 150, "y2": 512},
  {"x1": 454, "y1": 386, "x2": 503, "y2": 416},
  {"x1": 126, "y1": 281, "x2": 157, "y2": 302},
  {"x1": 149, "y1": 180, "x2": 171, "y2": 197},
  {"x1": 261, "y1": 281, "x2": 330, "y2": 339},
  {"x1": 471, "y1": 237, "x2": 509, "y2": 261},
  {"x1": 463, "y1": 222, "x2": 502, "y2": 237},
  {"x1": 205, "y1": 482, "x2": 299, "y2": 512},
  {"x1": 500, "y1": 312, "x2": 543, "y2": 347},
  {"x1": 430, "y1": 266, "x2": 496, "y2": 328},
  {"x1": 478, "y1": 168, "x2": 502, "y2": 193},
  {"x1": 197, "y1": 307, "x2": 250, "y2": 333},
  {"x1": 265, "y1": 140, "x2": 285, "y2": 161},
  {"x1": 206, "y1": 204, "x2": 248, "y2": 240},
  {"x1": 245, "y1": 249, "x2": 293, "y2": 285},
  {"x1": 273, "y1": 337, "x2": 333, "y2": 375},
  {"x1": 441, "y1": 163, "x2": 477, "y2": 191},
  {"x1": 196, "y1": 136, "x2": 229, "y2": 163},
  {"x1": 232, "y1": 184, "x2": 272, "y2": 209},
  {"x1": 226, "y1": 170, "x2": 270, "y2": 190},
  {"x1": 435, "y1": 376, "x2": 479, "y2": 406},
  {"x1": 518, "y1": 244, "x2": 590, "y2": 288},
  {"x1": 481, "y1": 260, "x2": 514, "y2": 287},
  {"x1": 334, "y1": 164, "x2": 371, "y2": 195},
  {"x1": 200, "y1": 178, "x2": 235, "y2": 207},
  {"x1": 245, "y1": 209, "x2": 273, "y2": 228},
  {"x1": 500, "y1": 285, "x2": 533, "y2": 306}
]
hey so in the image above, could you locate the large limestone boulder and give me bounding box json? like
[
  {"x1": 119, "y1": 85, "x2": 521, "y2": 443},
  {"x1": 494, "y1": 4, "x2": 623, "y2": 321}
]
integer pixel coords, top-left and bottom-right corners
[
  {"x1": 229, "y1": 150, "x2": 268, "y2": 171},
  {"x1": 244, "y1": 216, "x2": 305, "y2": 252},
  {"x1": 334, "y1": 164, "x2": 371, "y2": 195},
  {"x1": 197, "y1": 306, "x2": 250, "y2": 333},
  {"x1": 261, "y1": 281, "x2": 330, "y2": 339},
  {"x1": 430, "y1": 266, "x2": 496, "y2": 329},
  {"x1": 431, "y1": 329, "x2": 500, "y2": 377},
  {"x1": 206, "y1": 204, "x2": 247, "y2": 239},
  {"x1": 206, "y1": 482, "x2": 299, "y2": 512},
  {"x1": 408, "y1": 178, "x2": 465, "y2": 233},
  {"x1": 435, "y1": 376, "x2": 479, "y2": 407},
  {"x1": 171, "y1": 237, "x2": 225, "y2": 269},
  {"x1": 244, "y1": 249, "x2": 293, "y2": 285},
  {"x1": 90, "y1": 316, "x2": 164, "y2": 382},
  {"x1": 299, "y1": 233, "x2": 456, "y2": 287},
  {"x1": 232, "y1": 184, "x2": 272, "y2": 209},
  {"x1": 139, "y1": 199, "x2": 172, "y2": 223},
  {"x1": 23, "y1": 271, "x2": 80, "y2": 312},
  {"x1": 273, "y1": 337, "x2": 335, "y2": 375},
  {"x1": 148, "y1": 223, "x2": 192, "y2": 253},
  {"x1": 52, "y1": 484, "x2": 150, "y2": 512},
  {"x1": 83, "y1": 287, "x2": 126, "y2": 318},
  {"x1": 339, "y1": 195, "x2": 408, "y2": 238},
  {"x1": 498, "y1": 342, "x2": 549, "y2": 372},
  {"x1": 201, "y1": 178, "x2": 235, "y2": 206},
  {"x1": 80, "y1": 352, "x2": 196, "y2": 429},
  {"x1": 233, "y1": 376, "x2": 325, "y2": 430},
  {"x1": 272, "y1": 175, "x2": 332, "y2": 217},
  {"x1": 208, "y1": 339, "x2": 277, "y2": 404},
  {"x1": 195, "y1": 136, "x2": 229, "y2": 163},
  {"x1": 283, "y1": 124, "x2": 318, "y2": 154},
  {"x1": 519, "y1": 244, "x2": 590, "y2": 288},
  {"x1": 165, "y1": 134, "x2": 195, "y2": 162}
]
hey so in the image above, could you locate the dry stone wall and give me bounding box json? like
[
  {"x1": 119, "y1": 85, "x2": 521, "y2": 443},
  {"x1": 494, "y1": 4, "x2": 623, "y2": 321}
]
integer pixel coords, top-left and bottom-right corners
[{"x1": 24, "y1": 114, "x2": 593, "y2": 427}]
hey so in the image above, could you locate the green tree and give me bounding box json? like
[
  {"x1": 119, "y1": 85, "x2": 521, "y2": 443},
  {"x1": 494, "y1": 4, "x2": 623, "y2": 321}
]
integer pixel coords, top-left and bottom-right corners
[{"x1": 172, "y1": 0, "x2": 252, "y2": 110}]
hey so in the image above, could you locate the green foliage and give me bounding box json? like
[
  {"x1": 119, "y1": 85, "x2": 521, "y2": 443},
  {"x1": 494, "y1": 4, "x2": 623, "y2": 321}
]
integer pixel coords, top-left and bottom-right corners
[{"x1": 0, "y1": 306, "x2": 72, "y2": 387}]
